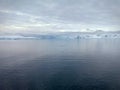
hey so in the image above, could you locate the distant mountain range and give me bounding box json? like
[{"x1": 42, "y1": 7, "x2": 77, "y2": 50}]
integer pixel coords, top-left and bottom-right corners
[{"x1": 0, "y1": 30, "x2": 120, "y2": 40}]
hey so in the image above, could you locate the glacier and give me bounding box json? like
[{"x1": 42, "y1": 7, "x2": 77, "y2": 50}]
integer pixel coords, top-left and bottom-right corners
[{"x1": 0, "y1": 31, "x2": 120, "y2": 40}]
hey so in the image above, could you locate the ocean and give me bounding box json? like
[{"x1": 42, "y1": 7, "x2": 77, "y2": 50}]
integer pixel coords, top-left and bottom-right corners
[{"x1": 0, "y1": 39, "x2": 120, "y2": 90}]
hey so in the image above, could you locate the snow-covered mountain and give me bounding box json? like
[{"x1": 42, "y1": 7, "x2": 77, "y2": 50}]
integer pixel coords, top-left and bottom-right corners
[{"x1": 0, "y1": 31, "x2": 120, "y2": 40}]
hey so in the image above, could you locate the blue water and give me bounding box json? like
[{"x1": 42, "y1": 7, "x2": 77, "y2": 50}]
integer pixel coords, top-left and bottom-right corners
[{"x1": 0, "y1": 39, "x2": 120, "y2": 90}]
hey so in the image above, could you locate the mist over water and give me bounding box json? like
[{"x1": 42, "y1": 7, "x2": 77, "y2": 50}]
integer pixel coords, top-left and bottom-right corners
[{"x1": 0, "y1": 39, "x2": 120, "y2": 90}]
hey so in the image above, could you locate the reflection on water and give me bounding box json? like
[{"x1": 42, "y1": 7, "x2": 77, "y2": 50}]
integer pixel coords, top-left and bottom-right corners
[{"x1": 0, "y1": 39, "x2": 120, "y2": 90}]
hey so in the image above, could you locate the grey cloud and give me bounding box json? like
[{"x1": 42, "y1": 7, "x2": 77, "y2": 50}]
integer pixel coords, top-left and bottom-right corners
[{"x1": 0, "y1": 0, "x2": 120, "y2": 32}]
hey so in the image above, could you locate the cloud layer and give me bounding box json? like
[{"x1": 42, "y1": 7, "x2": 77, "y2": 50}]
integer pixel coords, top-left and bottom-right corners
[{"x1": 0, "y1": 0, "x2": 120, "y2": 33}]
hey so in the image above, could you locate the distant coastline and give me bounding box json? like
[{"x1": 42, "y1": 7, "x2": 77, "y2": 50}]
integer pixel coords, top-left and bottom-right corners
[{"x1": 0, "y1": 31, "x2": 120, "y2": 40}]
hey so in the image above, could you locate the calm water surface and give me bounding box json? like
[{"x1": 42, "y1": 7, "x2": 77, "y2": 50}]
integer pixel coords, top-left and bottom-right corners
[{"x1": 0, "y1": 39, "x2": 120, "y2": 90}]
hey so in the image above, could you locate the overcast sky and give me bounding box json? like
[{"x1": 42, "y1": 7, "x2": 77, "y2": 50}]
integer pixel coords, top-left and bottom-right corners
[{"x1": 0, "y1": 0, "x2": 120, "y2": 33}]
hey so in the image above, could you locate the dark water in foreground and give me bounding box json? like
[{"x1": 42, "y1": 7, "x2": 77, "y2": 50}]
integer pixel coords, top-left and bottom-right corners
[{"x1": 0, "y1": 39, "x2": 120, "y2": 90}]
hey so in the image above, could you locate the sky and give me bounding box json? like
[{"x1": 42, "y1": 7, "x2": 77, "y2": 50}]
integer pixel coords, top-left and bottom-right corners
[{"x1": 0, "y1": 0, "x2": 120, "y2": 34}]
